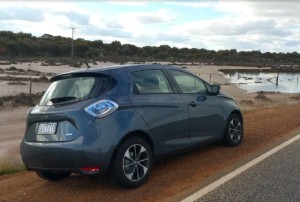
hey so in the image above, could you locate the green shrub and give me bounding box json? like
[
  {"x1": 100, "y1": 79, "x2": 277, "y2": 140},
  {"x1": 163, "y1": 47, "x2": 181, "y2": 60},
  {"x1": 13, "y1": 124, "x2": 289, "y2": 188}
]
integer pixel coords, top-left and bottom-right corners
[{"x1": 0, "y1": 159, "x2": 25, "y2": 176}]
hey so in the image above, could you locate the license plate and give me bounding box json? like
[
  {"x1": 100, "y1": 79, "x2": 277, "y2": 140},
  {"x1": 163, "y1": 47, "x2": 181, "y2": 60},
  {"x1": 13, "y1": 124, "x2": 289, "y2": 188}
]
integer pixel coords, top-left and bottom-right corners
[{"x1": 37, "y1": 122, "x2": 57, "y2": 134}]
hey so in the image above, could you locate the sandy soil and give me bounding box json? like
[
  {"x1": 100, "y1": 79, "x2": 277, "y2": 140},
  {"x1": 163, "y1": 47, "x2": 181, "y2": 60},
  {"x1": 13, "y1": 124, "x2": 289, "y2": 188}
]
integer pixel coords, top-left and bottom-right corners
[{"x1": 0, "y1": 107, "x2": 27, "y2": 159}]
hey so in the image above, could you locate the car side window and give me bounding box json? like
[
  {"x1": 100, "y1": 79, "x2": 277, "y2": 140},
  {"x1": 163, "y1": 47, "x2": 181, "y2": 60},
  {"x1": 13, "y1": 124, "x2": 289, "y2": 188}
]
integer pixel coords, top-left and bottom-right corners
[
  {"x1": 170, "y1": 70, "x2": 207, "y2": 94},
  {"x1": 131, "y1": 70, "x2": 173, "y2": 94}
]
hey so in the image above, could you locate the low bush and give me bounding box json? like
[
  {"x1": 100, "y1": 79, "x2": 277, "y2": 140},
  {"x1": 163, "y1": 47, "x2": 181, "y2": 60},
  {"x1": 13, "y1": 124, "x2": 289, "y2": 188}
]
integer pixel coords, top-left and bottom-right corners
[
  {"x1": 13, "y1": 93, "x2": 35, "y2": 106},
  {"x1": 0, "y1": 158, "x2": 25, "y2": 176},
  {"x1": 255, "y1": 93, "x2": 272, "y2": 101},
  {"x1": 0, "y1": 92, "x2": 44, "y2": 108},
  {"x1": 291, "y1": 94, "x2": 300, "y2": 100},
  {"x1": 240, "y1": 100, "x2": 254, "y2": 104},
  {"x1": 5, "y1": 66, "x2": 17, "y2": 71},
  {"x1": 7, "y1": 81, "x2": 27, "y2": 85},
  {"x1": 32, "y1": 76, "x2": 49, "y2": 82}
]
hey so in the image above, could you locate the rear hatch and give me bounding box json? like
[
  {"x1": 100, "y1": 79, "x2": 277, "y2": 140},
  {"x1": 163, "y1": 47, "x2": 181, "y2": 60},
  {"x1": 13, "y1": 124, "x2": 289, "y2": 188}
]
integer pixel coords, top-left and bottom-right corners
[{"x1": 25, "y1": 71, "x2": 113, "y2": 142}]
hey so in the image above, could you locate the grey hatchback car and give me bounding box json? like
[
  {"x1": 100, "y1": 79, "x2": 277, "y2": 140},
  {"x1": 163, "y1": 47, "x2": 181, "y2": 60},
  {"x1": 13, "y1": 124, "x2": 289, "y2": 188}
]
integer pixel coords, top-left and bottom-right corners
[{"x1": 20, "y1": 64, "x2": 243, "y2": 188}]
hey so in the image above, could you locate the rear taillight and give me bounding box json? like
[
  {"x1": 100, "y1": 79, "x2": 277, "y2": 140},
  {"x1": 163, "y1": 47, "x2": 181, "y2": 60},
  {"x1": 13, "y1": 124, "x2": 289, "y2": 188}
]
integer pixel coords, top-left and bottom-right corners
[
  {"x1": 85, "y1": 99, "x2": 118, "y2": 118},
  {"x1": 80, "y1": 166, "x2": 100, "y2": 174}
]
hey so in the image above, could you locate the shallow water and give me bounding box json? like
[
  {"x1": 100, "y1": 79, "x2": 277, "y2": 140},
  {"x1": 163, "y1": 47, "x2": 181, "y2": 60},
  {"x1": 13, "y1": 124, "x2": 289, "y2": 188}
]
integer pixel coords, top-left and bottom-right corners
[{"x1": 223, "y1": 72, "x2": 300, "y2": 93}]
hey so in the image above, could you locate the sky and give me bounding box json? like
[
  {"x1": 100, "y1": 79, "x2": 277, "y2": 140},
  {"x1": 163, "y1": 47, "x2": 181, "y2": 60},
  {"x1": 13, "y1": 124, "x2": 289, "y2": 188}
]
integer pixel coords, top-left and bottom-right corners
[{"x1": 1, "y1": 0, "x2": 300, "y2": 53}]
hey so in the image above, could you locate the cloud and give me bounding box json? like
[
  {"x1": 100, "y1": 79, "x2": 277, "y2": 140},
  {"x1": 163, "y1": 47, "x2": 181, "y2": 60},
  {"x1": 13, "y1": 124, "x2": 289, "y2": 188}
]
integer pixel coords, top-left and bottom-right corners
[
  {"x1": 134, "y1": 33, "x2": 189, "y2": 43},
  {"x1": 80, "y1": 26, "x2": 132, "y2": 38},
  {"x1": 214, "y1": 36, "x2": 261, "y2": 51},
  {"x1": 284, "y1": 40, "x2": 300, "y2": 47},
  {"x1": 126, "y1": 32, "x2": 193, "y2": 48},
  {"x1": 250, "y1": 29, "x2": 291, "y2": 37},
  {"x1": 122, "y1": 9, "x2": 176, "y2": 24},
  {"x1": 0, "y1": 6, "x2": 44, "y2": 22},
  {"x1": 56, "y1": 11, "x2": 90, "y2": 25},
  {"x1": 176, "y1": 16, "x2": 294, "y2": 39},
  {"x1": 137, "y1": 15, "x2": 167, "y2": 24},
  {"x1": 153, "y1": 33, "x2": 190, "y2": 44},
  {"x1": 249, "y1": 1, "x2": 300, "y2": 18},
  {"x1": 165, "y1": 1, "x2": 216, "y2": 8},
  {"x1": 107, "y1": 1, "x2": 147, "y2": 7},
  {"x1": 105, "y1": 20, "x2": 124, "y2": 29}
]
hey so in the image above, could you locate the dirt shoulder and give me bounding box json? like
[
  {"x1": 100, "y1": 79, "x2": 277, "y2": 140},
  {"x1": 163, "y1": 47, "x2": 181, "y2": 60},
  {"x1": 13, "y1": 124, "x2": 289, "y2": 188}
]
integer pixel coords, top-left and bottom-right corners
[
  {"x1": 1, "y1": 103, "x2": 300, "y2": 201},
  {"x1": 0, "y1": 107, "x2": 27, "y2": 161}
]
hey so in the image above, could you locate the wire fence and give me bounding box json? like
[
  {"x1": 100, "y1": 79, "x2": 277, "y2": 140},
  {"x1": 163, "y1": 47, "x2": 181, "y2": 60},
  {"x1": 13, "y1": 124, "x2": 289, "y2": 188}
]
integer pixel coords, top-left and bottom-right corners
[
  {"x1": 195, "y1": 72, "x2": 229, "y2": 86},
  {"x1": 0, "y1": 72, "x2": 229, "y2": 97},
  {"x1": 0, "y1": 81, "x2": 49, "y2": 97}
]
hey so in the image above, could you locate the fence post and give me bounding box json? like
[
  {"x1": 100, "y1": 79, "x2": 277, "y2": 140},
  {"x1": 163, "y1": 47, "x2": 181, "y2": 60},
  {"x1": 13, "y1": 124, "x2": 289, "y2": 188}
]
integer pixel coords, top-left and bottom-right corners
[{"x1": 29, "y1": 76, "x2": 32, "y2": 94}]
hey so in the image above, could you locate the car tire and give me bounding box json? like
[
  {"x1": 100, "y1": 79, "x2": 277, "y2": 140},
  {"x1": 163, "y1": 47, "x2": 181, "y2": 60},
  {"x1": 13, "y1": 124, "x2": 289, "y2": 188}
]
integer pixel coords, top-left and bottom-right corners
[
  {"x1": 223, "y1": 113, "x2": 243, "y2": 147},
  {"x1": 113, "y1": 137, "x2": 153, "y2": 188},
  {"x1": 36, "y1": 171, "x2": 71, "y2": 181}
]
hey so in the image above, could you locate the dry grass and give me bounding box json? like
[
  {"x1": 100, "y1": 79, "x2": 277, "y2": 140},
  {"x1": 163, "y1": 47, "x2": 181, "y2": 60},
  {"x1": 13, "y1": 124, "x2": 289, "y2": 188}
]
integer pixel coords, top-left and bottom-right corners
[
  {"x1": 0, "y1": 75, "x2": 50, "y2": 82},
  {"x1": 255, "y1": 93, "x2": 272, "y2": 101},
  {"x1": 7, "y1": 81, "x2": 27, "y2": 85},
  {"x1": 240, "y1": 100, "x2": 254, "y2": 105},
  {"x1": 0, "y1": 92, "x2": 43, "y2": 108},
  {"x1": 291, "y1": 94, "x2": 300, "y2": 100},
  {"x1": 0, "y1": 157, "x2": 25, "y2": 176}
]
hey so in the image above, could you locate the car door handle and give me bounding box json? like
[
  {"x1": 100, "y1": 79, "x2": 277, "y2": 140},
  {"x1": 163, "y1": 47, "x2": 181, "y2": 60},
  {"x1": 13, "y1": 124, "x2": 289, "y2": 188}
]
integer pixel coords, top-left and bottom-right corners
[{"x1": 188, "y1": 101, "x2": 197, "y2": 107}]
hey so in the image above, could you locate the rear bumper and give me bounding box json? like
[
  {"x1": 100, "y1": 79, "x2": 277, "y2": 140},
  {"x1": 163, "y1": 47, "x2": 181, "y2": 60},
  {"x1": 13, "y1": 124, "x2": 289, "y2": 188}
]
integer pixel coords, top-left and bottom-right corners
[{"x1": 20, "y1": 136, "x2": 113, "y2": 175}]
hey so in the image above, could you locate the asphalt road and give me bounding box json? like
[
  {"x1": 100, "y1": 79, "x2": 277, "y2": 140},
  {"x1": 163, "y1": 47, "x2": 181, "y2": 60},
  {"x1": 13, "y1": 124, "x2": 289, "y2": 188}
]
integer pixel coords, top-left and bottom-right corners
[{"x1": 199, "y1": 139, "x2": 300, "y2": 202}]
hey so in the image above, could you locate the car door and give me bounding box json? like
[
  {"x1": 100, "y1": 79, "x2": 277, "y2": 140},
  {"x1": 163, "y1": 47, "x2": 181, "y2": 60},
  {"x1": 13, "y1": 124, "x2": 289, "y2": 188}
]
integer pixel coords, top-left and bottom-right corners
[
  {"x1": 168, "y1": 69, "x2": 225, "y2": 143},
  {"x1": 128, "y1": 67, "x2": 190, "y2": 148}
]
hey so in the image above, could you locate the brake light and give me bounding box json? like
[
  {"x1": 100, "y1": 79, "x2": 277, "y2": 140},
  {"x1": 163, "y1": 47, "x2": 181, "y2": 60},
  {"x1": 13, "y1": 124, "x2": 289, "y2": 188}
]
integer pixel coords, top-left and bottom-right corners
[
  {"x1": 80, "y1": 166, "x2": 100, "y2": 174},
  {"x1": 85, "y1": 99, "x2": 118, "y2": 118}
]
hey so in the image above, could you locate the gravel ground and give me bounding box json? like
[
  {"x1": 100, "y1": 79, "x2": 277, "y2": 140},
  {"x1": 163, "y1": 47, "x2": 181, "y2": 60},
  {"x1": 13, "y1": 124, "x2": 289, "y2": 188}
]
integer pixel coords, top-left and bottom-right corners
[
  {"x1": 199, "y1": 139, "x2": 300, "y2": 202},
  {"x1": 0, "y1": 103, "x2": 300, "y2": 201}
]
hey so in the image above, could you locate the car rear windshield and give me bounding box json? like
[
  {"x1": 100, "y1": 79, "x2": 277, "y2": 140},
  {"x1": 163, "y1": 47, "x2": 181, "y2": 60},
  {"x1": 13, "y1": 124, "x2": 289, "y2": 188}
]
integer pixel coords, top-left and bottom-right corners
[{"x1": 39, "y1": 75, "x2": 110, "y2": 106}]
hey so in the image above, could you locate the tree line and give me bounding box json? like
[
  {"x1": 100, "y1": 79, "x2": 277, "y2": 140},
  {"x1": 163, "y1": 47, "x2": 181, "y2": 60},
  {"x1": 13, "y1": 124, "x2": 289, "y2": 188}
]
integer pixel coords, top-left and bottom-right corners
[{"x1": 0, "y1": 31, "x2": 300, "y2": 67}]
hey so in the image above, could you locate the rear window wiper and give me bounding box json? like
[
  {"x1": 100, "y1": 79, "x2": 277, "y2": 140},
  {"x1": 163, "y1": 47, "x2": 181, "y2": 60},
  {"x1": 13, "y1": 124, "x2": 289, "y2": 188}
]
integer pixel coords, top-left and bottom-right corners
[{"x1": 50, "y1": 96, "x2": 77, "y2": 103}]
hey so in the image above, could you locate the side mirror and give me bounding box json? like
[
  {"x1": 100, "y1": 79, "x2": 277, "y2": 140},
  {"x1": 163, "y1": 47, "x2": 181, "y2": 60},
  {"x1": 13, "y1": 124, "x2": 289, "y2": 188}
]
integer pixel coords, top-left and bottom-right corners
[{"x1": 211, "y1": 84, "x2": 220, "y2": 95}]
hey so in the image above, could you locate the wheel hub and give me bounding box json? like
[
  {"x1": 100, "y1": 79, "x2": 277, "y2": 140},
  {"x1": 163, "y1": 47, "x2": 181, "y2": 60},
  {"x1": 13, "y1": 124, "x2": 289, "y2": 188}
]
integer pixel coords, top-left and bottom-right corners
[{"x1": 122, "y1": 144, "x2": 150, "y2": 182}]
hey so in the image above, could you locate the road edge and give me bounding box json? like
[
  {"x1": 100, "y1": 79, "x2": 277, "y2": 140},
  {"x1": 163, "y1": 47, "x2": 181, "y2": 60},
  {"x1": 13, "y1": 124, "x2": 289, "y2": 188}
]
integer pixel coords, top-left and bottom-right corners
[{"x1": 181, "y1": 133, "x2": 300, "y2": 202}]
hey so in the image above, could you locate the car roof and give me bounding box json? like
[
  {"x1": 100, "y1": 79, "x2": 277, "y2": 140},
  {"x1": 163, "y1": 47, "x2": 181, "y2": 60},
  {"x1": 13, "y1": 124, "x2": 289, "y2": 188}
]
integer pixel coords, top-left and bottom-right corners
[
  {"x1": 50, "y1": 63, "x2": 188, "y2": 82},
  {"x1": 75, "y1": 64, "x2": 163, "y2": 73},
  {"x1": 56, "y1": 63, "x2": 185, "y2": 74}
]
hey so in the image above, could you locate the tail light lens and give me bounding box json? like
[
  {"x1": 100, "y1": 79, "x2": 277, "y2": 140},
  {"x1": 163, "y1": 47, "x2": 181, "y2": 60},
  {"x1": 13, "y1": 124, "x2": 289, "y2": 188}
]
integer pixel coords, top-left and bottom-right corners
[
  {"x1": 85, "y1": 99, "x2": 118, "y2": 118},
  {"x1": 80, "y1": 166, "x2": 100, "y2": 174}
]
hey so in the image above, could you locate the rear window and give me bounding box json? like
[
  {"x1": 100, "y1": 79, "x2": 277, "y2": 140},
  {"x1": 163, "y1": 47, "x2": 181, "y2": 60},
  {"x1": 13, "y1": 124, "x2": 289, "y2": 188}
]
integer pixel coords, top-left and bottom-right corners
[{"x1": 39, "y1": 76, "x2": 110, "y2": 106}]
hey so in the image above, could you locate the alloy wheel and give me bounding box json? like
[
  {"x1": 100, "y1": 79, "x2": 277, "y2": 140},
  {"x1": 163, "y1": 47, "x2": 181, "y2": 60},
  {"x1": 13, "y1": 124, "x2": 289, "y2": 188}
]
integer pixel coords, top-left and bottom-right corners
[
  {"x1": 229, "y1": 118, "x2": 242, "y2": 143},
  {"x1": 122, "y1": 144, "x2": 150, "y2": 181}
]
